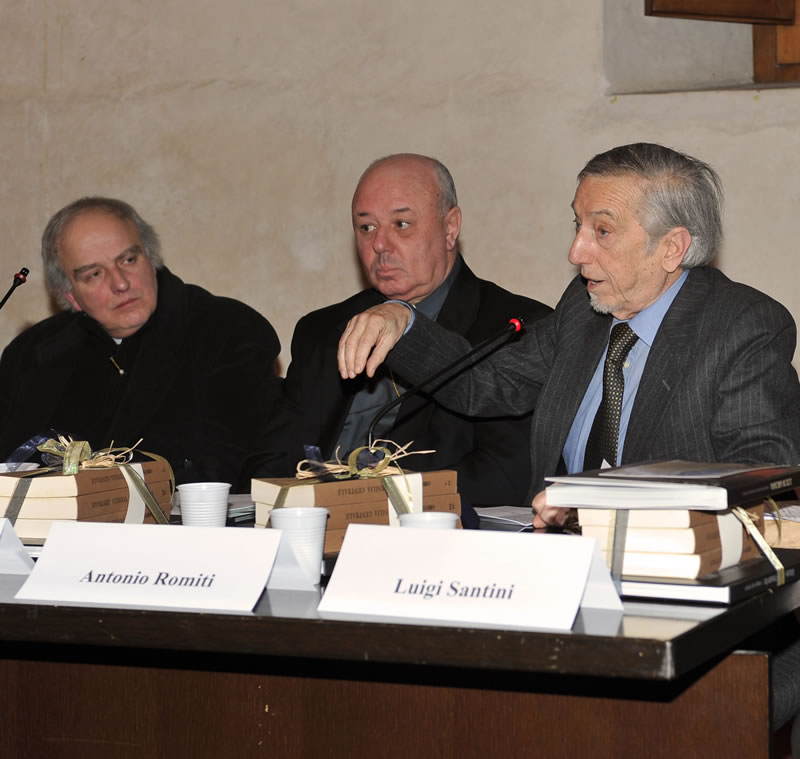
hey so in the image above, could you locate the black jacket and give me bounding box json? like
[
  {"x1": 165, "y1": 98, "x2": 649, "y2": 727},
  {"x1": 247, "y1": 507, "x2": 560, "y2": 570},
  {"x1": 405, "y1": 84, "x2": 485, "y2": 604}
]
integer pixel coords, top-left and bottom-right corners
[
  {"x1": 271, "y1": 259, "x2": 551, "y2": 507},
  {"x1": 0, "y1": 267, "x2": 281, "y2": 491}
]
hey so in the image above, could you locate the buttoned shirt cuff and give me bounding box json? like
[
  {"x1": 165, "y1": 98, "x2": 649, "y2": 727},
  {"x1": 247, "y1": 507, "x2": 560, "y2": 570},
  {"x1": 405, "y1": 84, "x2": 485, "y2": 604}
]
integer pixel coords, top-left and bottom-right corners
[{"x1": 384, "y1": 299, "x2": 416, "y2": 334}]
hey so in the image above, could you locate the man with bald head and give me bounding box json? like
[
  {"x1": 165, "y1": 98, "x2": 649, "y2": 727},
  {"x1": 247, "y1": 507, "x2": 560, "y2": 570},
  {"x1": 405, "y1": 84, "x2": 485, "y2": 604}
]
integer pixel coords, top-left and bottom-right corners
[{"x1": 269, "y1": 154, "x2": 551, "y2": 517}]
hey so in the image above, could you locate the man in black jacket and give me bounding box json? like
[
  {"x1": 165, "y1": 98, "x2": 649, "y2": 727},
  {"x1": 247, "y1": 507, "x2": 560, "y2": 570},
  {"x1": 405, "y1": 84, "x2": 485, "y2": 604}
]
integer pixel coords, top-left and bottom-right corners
[
  {"x1": 0, "y1": 197, "x2": 281, "y2": 491},
  {"x1": 266, "y1": 154, "x2": 551, "y2": 519}
]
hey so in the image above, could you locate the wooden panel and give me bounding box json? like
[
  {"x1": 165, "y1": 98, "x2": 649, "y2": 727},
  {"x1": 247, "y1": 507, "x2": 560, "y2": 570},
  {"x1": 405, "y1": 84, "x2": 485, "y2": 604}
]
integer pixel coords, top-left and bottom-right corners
[
  {"x1": 777, "y1": 12, "x2": 800, "y2": 61},
  {"x1": 754, "y1": 1, "x2": 800, "y2": 82},
  {"x1": 646, "y1": 0, "x2": 795, "y2": 24},
  {"x1": 0, "y1": 651, "x2": 772, "y2": 759}
]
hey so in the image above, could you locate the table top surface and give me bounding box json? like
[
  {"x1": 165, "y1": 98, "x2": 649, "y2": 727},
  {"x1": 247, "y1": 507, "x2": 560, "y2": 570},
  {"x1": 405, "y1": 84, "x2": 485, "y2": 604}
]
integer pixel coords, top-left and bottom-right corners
[{"x1": 0, "y1": 560, "x2": 798, "y2": 681}]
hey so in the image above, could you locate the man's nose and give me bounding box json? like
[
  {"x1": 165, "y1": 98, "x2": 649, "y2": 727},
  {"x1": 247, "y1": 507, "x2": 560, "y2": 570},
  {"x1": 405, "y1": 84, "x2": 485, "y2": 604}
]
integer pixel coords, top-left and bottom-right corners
[
  {"x1": 568, "y1": 231, "x2": 592, "y2": 265},
  {"x1": 372, "y1": 226, "x2": 391, "y2": 254},
  {"x1": 109, "y1": 267, "x2": 130, "y2": 292}
]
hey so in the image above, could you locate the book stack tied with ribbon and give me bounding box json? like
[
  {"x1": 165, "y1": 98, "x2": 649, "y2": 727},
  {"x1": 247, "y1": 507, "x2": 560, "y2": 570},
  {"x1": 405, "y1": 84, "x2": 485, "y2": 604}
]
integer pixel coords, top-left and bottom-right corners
[
  {"x1": 545, "y1": 460, "x2": 800, "y2": 603},
  {"x1": 252, "y1": 468, "x2": 460, "y2": 558},
  {"x1": 1, "y1": 436, "x2": 173, "y2": 544}
]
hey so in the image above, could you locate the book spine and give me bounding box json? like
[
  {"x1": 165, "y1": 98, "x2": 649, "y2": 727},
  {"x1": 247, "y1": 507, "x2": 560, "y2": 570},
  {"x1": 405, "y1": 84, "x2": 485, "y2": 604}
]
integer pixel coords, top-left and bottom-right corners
[
  {"x1": 422, "y1": 493, "x2": 462, "y2": 515},
  {"x1": 9, "y1": 460, "x2": 173, "y2": 498},
  {"x1": 419, "y1": 470, "x2": 458, "y2": 496},
  {"x1": 583, "y1": 519, "x2": 764, "y2": 555},
  {"x1": 252, "y1": 478, "x2": 398, "y2": 507},
  {"x1": 579, "y1": 504, "x2": 764, "y2": 530},
  {"x1": 723, "y1": 470, "x2": 800, "y2": 505},
  {"x1": 4, "y1": 480, "x2": 172, "y2": 521},
  {"x1": 728, "y1": 563, "x2": 798, "y2": 603},
  {"x1": 325, "y1": 502, "x2": 390, "y2": 530},
  {"x1": 255, "y1": 492, "x2": 463, "y2": 530},
  {"x1": 252, "y1": 471, "x2": 459, "y2": 508}
]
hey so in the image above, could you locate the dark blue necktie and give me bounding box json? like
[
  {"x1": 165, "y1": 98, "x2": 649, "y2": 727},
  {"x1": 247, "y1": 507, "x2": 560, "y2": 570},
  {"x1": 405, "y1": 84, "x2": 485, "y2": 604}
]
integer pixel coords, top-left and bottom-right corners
[{"x1": 583, "y1": 322, "x2": 639, "y2": 470}]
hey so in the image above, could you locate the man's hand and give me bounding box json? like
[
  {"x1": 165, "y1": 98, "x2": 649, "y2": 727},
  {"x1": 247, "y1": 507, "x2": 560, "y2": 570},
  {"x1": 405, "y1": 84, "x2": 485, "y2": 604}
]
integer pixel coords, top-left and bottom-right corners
[
  {"x1": 338, "y1": 302, "x2": 413, "y2": 379},
  {"x1": 531, "y1": 488, "x2": 570, "y2": 529}
]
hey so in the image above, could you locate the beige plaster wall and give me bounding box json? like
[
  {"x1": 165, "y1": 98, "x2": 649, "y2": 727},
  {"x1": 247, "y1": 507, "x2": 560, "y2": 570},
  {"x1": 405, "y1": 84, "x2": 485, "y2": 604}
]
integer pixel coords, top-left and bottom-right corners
[{"x1": 0, "y1": 0, "x2": 798, "y2": 374}]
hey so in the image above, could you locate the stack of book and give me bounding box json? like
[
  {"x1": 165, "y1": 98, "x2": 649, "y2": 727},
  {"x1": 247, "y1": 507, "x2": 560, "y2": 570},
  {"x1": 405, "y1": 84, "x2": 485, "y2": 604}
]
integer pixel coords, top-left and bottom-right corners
[
  {"x1": 252, "y1": 470, "x2": 460, "y2": 557},
  {"x1": 578, "y1": 503, "x2": 765, "y2": 579},
  {"x1": 545, "y1": 460, "x2": 800, "y2": 602},
  {"x1": 0, "y1": 460, "x2": 173, "y2": 543}
]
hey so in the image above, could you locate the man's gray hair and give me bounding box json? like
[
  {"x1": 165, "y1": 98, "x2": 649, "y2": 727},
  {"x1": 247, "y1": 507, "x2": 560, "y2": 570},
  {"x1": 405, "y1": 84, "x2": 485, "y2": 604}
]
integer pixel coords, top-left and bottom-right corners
[
  {"x1": 578, "y1": 143, "x2": 723, "y2": 268},
  {"x1": 358, "y1": 153, "x2": 458, "y2": 217},
  {"x1": 42, "y1": 196, "x2": 164, "y2": 309}
]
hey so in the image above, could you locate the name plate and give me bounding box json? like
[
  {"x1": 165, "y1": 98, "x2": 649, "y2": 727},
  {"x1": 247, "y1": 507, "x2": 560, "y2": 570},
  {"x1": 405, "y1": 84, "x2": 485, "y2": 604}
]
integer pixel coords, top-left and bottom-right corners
[
  {"x1": 0, "y1": 519, "x2": 34, "y2": 574},
  {"x1": 15, "y1": 521, "x2": 281, "y2": 613},
  {"x1": 318, "y1": 525, "x2": 621, "y2": 631}
]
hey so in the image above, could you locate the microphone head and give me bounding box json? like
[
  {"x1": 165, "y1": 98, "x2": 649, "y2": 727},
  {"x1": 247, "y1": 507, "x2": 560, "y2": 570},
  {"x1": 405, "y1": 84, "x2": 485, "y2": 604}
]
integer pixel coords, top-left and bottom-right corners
[
  {"x1": 14, "y1": 268, "x2": 29, "y2": 284},
  {"x1": 508, "y1": 317, "x2": 523, "y2": 333}
]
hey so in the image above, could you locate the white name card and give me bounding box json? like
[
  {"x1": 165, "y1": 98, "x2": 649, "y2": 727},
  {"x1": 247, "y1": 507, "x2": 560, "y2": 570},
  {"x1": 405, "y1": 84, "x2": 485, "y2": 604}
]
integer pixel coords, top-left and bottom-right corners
[
  {"x1": 318, "y1": 525, "x2": 621, "y2": 632},
  {"x1": 0, "y1": 519, "x2": 34, "y2": 574},
  {"x1": 15, "y1": 521, "x2": 281, "y2": 613}
]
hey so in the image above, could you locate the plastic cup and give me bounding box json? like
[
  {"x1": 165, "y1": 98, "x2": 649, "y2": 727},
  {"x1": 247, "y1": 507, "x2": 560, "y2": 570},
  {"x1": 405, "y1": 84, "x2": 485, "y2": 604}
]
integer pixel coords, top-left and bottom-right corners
[
  {"x1": 399, "y1": 511, "x2": 459, "y2": 530},
  {"x1": 269, "y1": 507, "x2": 328, "y2": 587},
  {"x1": 177, "y1": 482, "x2": 231, "y2": 527}
]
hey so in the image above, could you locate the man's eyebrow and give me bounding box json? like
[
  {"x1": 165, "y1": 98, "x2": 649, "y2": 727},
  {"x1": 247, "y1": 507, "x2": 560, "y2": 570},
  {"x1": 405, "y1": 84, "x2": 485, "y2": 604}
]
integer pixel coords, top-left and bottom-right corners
[
  {"x1": 571, "y1": 203, "x2": 617, "y2": 220},
  {"x1": 71, "y1": 245, "x2": 142, "y2": 276},
  {"x1": 354, "y1": 207, "x2": 415, "y2": 218}
]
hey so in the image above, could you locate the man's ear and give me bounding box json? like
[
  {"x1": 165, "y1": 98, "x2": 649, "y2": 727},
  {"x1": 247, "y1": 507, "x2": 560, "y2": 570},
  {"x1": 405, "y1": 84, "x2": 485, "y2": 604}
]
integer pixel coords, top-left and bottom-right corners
[
  {"x1": 661, "y1": 227, "x2": 691, "y2": 273},
  {"x1": 64, "y1": 291, "x2": 83, "y2": 313},
  {"x1": 444, "y1": 206, "x2": 462, "y2": 252}
]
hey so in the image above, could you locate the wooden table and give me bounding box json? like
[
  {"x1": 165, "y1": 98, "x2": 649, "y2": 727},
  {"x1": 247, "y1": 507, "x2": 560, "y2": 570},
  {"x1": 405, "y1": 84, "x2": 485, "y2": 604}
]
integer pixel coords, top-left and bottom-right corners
[{"x1": 0, "y1": 571, "x2": 797, "y2": 759}]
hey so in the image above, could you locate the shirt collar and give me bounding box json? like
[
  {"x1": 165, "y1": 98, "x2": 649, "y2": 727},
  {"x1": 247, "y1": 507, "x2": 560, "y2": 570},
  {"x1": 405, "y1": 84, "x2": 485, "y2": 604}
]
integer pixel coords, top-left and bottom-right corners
[
  {"x1": 619, "y1": 269, "x2": 689, "y2": 346},
  {"x1": 413, "y1": 255, "x2": 462, "y2": 320}
]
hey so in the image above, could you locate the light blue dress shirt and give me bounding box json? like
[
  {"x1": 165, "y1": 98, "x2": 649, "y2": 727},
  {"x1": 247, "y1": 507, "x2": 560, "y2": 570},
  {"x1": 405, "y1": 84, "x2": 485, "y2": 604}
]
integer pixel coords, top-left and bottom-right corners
[{"x1": 562, "y1": 271, "x2": 689, "y2": 473}]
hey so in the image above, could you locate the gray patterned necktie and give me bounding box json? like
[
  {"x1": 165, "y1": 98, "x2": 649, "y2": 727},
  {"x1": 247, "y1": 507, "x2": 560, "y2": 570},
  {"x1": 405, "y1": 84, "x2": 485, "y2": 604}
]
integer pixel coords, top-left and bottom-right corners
[{"x1": 583, "y1": 322, "x2": 639, "y2": 470}]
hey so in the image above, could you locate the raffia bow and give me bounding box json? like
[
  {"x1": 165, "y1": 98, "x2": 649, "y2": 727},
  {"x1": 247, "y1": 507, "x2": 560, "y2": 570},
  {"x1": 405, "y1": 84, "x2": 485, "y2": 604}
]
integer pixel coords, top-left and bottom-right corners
[
  {"x1": 295, "y1": 439, "x2": 435, "y2": 515},
  {"x1": 29, "y1": 435, "x2": 173, "y2": 525},
  {"x1": 296, "y1": 439, "x2": 434, "y2": 480}
]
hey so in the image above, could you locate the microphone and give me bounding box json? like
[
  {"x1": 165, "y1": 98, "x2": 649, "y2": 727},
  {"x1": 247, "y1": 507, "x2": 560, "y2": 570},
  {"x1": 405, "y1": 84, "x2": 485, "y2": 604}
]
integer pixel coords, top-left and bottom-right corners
[
  {"x1": 0, "y1": 267, "x2": 29, "y2": 311},
  {"x1": 366, "y1": 317, "x2": 524, "y2": 450}
]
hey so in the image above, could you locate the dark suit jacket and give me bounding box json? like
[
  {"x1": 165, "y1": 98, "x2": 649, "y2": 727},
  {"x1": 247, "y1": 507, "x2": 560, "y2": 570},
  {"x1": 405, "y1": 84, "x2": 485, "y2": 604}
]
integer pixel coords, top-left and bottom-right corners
[
  {"x1": 272, "y1": 259, "x2": 552, "y2": 507},
  {"x1": 0, "y1": 268, "x2": 281, "y2": 491},
  {"x1": 390, "y1": 267, "x2": 800, "y2": 497}
]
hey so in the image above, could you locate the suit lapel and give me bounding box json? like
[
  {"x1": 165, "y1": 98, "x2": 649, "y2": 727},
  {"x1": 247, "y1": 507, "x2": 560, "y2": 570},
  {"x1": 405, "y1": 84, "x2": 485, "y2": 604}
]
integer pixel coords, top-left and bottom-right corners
[{"x1": 623, "y1": 270, "x2": 707, "y2": 461}]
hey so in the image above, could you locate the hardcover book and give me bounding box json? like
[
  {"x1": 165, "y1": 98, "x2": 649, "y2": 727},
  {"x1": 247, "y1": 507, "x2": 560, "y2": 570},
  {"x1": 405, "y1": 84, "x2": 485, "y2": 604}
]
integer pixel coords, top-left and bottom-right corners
[
  {"x1": 580, "y1": 504, "x2": 765, "y2": 554},
  {"x1": 546, "y1": 460, "x2": 800, "y2": 509},
  {"x1": 0, "y1": 482, "x2": 172, "y2": 522},
  {"x1": 0, "y1": 460, "x2": 172, "y2": 499},
  {"x1": 251, "y1": 469, "x2": 457, "y2": 508},
  {"x1": 618, "y1": 548, "x2": 800, "y2": 604},
  {"x1": 600, "y1": 538, "x2": 759, "y2": 579}
]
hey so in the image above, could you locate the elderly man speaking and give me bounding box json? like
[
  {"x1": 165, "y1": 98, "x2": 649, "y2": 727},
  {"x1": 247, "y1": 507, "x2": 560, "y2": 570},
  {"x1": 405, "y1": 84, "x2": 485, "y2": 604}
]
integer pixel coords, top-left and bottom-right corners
[{"x1": 337, "y1": 143, "x2": 800, "y2": 526}]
